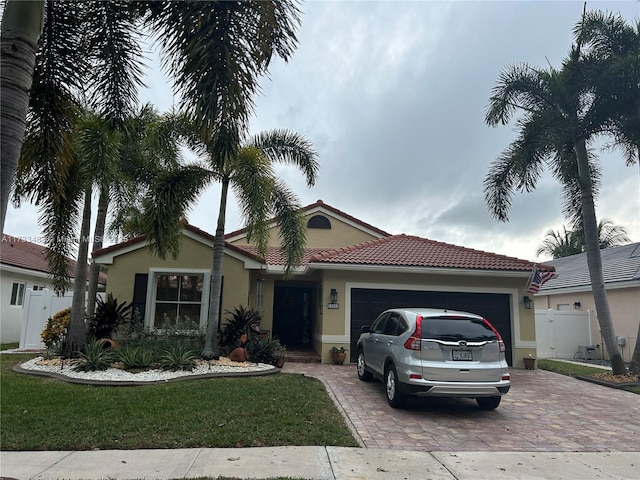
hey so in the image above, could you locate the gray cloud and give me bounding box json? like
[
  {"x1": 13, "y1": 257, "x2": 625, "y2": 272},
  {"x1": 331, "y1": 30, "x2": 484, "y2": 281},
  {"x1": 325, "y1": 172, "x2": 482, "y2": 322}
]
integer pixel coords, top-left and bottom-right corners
[{"x1": 6, "y1": 1, "x2": 638, "y2": 262}]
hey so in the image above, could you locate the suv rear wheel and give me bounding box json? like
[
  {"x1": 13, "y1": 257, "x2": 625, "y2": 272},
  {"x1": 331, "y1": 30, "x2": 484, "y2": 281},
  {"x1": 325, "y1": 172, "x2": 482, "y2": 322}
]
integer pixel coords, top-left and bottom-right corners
[
  {"x1": 476, "y1": 396, "x2": 501, "y2": 410},
  {"x1": 385, "y1": 364, "x2": 406, "y2": 408},
  {"x1": 356, "y1": 350, "x2": 373, "y2": 381}
]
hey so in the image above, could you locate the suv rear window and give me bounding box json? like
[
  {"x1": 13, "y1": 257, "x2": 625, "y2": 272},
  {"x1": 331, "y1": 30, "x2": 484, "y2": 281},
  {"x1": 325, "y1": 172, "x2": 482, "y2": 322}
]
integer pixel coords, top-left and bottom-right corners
[{"x1": 421, "y1": 316, "x2": 497, "y2": 342}]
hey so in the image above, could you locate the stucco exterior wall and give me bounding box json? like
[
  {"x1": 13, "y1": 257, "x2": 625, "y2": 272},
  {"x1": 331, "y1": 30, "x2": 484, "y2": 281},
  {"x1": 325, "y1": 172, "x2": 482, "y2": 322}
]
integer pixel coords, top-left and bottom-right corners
[
  {"x1": 230, "y1": 215, "x2": 380, "y2": 250},
  {"x1": 535, "y1": 286, "x2": 639, "y2": 362}
]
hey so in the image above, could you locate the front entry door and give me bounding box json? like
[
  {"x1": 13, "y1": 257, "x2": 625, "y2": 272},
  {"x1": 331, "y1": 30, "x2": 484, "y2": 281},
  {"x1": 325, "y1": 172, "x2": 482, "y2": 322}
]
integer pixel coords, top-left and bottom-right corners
[{"x1": 272, "y1": 285, "x2": 313, "y2": 347}]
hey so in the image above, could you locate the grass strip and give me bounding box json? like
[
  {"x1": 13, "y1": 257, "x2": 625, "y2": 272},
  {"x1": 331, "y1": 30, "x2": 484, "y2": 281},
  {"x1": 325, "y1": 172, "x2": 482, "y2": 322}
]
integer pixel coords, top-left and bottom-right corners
[{"x1": 1, "y1": 354, "x2": 359, "y2": 451}]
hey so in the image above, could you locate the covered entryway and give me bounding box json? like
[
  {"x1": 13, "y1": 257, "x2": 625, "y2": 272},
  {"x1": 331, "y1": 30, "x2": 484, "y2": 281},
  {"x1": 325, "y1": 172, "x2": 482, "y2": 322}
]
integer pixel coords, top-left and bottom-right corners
[
  {"x1": 272, "y1": 283, "x2": 315, "y2": 348},
  {"x1": 350, "y1": 288, "x2": 513, "y2": 365}
]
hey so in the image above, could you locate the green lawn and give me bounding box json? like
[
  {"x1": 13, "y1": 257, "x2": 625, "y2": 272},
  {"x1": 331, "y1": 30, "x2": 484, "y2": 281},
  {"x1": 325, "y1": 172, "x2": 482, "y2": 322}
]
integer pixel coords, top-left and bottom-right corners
[
  {"x1": 538, "y1": 359, "x2": 640, "y2": 395},
  {"x1": 0, "y1": 354, "x2": 359, "y2": 451}
]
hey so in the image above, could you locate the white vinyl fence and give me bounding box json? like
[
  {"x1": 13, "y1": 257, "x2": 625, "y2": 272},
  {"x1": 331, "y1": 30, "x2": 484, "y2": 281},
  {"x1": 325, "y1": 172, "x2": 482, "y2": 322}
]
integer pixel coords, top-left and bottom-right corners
[
  {"x1": 19, "y1": 289, "x2": 74, "y2": 350},
  {"x1": 535, "y1": 309, "x2": 596, "y2": 360}
]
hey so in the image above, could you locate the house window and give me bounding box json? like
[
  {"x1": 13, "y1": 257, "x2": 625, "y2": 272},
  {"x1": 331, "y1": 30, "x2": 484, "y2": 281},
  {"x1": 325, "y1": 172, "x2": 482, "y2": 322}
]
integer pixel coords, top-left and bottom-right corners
[
  {"x1": 147, "y1": 271, "x2": 210, "y2": 329},
  {"x1": 32, "y1": 285, "x2": 45, "y2": 291},
  {"x1": 307, "y1": 215, "x2": 331, "y2": 229},
  {"x1": 10, "y1": 282, "x2": 26, "y2": 307},
  {"x1": 256, "y1": 279, "x2": 264, "y2": 307}
]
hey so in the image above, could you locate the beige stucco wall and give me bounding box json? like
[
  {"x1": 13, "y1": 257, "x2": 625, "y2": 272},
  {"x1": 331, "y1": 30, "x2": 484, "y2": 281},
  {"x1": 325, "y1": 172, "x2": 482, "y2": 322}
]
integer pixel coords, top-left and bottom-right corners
[
  {"x1": 314, "y1": 269, "x2": 535, "y2": 366},
  {"x1": 230, "y1": 215, "x2": 380, "y2": 250},
  {"x1": 535, "y1": 286, "x2": 639, "y2": 362}
]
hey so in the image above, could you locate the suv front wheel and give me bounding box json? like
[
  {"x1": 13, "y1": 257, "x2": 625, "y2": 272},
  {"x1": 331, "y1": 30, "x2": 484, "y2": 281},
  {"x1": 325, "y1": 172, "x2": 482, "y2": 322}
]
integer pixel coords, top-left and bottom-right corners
[
  {"x1": 356, "y1": 350, "x2": 373, "y2": 381},
  {"x1": 385, "y1": 364, "x2": 406, "y2": 408}
]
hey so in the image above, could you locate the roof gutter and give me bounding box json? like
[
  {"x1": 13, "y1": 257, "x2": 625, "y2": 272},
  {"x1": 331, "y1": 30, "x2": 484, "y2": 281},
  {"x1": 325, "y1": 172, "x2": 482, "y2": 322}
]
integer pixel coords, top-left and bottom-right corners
[{"x1": 303, "y1": 262, "x2": 535, "y2": 278}]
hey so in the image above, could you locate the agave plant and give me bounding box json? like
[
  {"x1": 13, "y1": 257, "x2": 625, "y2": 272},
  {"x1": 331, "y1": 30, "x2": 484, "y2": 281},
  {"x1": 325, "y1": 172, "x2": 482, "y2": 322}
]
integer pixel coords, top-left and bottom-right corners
[
  {"x1": 73, "y1": 340, "x2": 116, "y2": 372},
  {"x1": 158, "y1": 343, "x2": 199, "y2": 372}
]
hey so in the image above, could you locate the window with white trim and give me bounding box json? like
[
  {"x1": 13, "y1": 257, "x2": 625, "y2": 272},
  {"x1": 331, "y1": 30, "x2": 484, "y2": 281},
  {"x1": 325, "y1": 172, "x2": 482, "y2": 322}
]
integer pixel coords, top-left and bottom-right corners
[
  {"x1": 10, "y1": 282, "x2": 26, "y2": 307},
  {"x1": 146, "y1": 270, "x2": 210, "y2": 331}
]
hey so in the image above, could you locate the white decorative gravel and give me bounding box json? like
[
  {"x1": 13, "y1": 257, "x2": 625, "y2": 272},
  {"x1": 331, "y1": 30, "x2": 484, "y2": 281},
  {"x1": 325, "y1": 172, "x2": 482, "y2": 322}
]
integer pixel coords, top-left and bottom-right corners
[{"x1": 19, "y1": 357, "x2": 274, "y2": 383}]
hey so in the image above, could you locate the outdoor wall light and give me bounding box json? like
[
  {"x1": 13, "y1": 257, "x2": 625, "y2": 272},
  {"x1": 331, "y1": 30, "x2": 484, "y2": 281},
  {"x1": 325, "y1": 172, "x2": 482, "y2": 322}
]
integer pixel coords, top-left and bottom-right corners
[
  {"x1": 573, "y1": 301, "x2": 581, "y2": 309},
  {"x1": 330, "y1": 288, "x2": 338, "y2": 303},
  {"x1": 523, "y1": 295, "x2": 532, "y2": 310}
]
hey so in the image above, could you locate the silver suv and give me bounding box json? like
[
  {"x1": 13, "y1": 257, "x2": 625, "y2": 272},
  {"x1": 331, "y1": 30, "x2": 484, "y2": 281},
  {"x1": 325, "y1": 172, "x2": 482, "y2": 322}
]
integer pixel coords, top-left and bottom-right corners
[{"x1": 356, "y1": 308, "x2": 510, "y2": 409}]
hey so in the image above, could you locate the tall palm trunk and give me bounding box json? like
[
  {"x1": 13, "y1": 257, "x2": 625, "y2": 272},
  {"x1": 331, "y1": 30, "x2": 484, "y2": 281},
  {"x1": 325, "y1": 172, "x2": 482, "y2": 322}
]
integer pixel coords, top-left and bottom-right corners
[
  {"x1": 86, "y1": 186, "x2": 109, "y2": 316},
  {"x1": 202, "y1": 178, "x2": 230, "y2": 358},
  {"x1": 63, "y1": 187, "x2": 92, "y2": 357},
  {"x1": 575, "y1": 139, "x2": 626, "y2": 375},
  {"x1": 0, "y1": 0, "x2": 44, "y2": 234}
]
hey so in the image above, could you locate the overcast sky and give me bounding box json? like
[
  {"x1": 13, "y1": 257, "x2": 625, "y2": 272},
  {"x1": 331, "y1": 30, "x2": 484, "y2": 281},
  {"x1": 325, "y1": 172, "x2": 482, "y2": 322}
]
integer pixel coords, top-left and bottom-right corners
[{"x1": 5, "y1": 0, "x2": 639, "y2": 263}]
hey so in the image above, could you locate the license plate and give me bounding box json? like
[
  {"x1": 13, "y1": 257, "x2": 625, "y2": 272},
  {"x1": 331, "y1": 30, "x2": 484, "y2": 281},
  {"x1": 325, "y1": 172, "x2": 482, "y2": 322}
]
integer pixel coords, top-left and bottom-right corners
[{"x1": 452, "y1": 350, "x2": 472, "y2": 361}]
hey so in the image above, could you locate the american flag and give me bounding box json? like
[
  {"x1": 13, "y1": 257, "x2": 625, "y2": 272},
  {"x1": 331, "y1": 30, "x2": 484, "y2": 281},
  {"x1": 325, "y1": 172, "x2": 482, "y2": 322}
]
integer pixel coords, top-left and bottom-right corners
[{"x1": 527, "y1": 268, "x2": 554, "y2": 293}]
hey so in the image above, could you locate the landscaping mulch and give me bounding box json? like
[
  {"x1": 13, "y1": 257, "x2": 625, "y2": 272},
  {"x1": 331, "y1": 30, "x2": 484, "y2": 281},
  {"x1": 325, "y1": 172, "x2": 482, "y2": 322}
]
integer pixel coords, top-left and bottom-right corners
[{"x1": 577, "y1": 371, "x2": 640, "y2": 388}]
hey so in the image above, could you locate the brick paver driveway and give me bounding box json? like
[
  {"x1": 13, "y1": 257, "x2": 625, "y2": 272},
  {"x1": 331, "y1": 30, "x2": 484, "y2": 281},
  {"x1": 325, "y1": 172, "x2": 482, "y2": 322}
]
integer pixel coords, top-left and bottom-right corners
[{"x1": 283, "y1": 363, "x2": 640, "y2": 452}]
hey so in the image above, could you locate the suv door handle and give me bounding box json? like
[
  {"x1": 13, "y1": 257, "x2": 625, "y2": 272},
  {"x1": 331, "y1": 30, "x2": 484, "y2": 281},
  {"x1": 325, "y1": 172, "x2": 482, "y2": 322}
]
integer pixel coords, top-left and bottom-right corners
[
  {"x1": 386, "y1": 340, "x2": 394, "y2": 345},
  {"x1": 374, "y1": 338, "x2": 379, "y2": 343}
]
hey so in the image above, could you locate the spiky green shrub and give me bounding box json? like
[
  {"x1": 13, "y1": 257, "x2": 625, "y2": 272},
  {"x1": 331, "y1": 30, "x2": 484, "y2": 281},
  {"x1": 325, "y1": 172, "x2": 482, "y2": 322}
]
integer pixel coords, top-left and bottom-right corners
[
  {"x1": 118, "y1": 346, "x2": 157, "y2": 370},
  {"x1": 73, "y1": 341, "x2": 116, "y2": 372},
  {"x1": 246, "y1": 336, "x2": 285, "y2": 365},
  {"x1": 158, "y1": 343, "x2": 199, "y2": 371},
  {"x1": 219, "y1": 306, "x2": 262, "y2": 355}
]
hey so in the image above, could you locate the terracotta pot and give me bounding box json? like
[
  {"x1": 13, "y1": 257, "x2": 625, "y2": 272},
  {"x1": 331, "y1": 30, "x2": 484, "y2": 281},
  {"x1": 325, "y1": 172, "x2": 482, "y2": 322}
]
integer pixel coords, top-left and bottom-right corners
[
  {"x1": 229, "y1": 347, "x2": 248, "y2": 362},
  {"x1": 523, "y1": 357, "x2": 536, "y2": 370},
  {"x1": 331, "y1": 351, "x2": 347, "y2": 365},
  {"x1": 274, "y1": 357, "x2": 285, "y2": 368},
  {"x1": 96, "y1": 338, "x2": 119, "y2": 350}
]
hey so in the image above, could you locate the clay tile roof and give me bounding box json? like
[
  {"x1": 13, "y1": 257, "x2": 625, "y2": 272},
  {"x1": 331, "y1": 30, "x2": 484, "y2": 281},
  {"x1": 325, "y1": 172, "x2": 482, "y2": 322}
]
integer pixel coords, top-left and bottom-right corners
[
  {"x1": 1, "y1": 234, "x2": 51, "y2": 273},
  {"x1": 1, "y1": 234, "x2": 107, "y2": 283},
  {"x1": 231, "y1": 245, "x2": 330, "y2": 266},
  {"x1": 307, "y1": 234, "x2": 553, "y2": 272}
]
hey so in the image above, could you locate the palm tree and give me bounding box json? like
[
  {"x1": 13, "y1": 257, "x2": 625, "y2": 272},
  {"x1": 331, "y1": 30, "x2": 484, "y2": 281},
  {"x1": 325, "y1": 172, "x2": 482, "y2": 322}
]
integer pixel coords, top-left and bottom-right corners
[
  {"x1": 0, "y1": 0, "x2": 44, "y2": 235},
  {"x1": 85, "y1": 105, "x2": 185, "y2": 317},
  {"x1": 537, "y1": 220, "x2": 630, "y2": 259},
  {"x1": 484, "y1": 11, "x2": 638, "y2": 375},
  {"x1": 577, "y1": 11, "x2": 640, "y2": 375},
  {"x1": 536, "y1": 226, "x2": 582, "y2": 259},
  {"x1": 1, "y1": 0, "x2": 302, "y2": 234},
  {"x1": 140, "y1": 128, "x2": 318, "y2": 358},
  {"x1": 4, "y1": 0, "x2": 302, "y2": 355}
]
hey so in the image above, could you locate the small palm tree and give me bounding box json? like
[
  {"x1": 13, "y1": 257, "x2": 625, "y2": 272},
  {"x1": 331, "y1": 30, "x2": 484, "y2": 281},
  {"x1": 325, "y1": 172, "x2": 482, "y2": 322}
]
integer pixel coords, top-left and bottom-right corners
[
  {"x1": 536, "y1": 226, "x2": 582, "y2": 259},
  {"x1": 140, "y1": 128, "x2": 318, "y2": 358},
  {"x1": 537, "y1": 220, "x2": 630, "y2": 259}
]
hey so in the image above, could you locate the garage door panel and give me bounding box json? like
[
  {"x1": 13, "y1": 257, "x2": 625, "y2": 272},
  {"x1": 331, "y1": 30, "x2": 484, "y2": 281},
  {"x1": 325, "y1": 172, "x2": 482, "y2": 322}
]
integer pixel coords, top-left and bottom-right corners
[{"x1": 351, "y1": 288, "x2": 512, "y2": 365}]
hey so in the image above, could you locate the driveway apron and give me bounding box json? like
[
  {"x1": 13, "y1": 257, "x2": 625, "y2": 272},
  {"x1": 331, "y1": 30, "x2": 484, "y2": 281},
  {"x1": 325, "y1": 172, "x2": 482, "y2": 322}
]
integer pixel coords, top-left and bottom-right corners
[{"x1": 283, "y1": 363, "x2": 640, "y2": 452}]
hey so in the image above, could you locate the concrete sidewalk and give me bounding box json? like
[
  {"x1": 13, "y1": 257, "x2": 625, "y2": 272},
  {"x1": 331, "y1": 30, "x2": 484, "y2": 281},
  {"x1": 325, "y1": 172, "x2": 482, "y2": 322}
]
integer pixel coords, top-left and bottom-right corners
[{"x1": 1, "y1": 446, "x2": 638, "y2": 479}]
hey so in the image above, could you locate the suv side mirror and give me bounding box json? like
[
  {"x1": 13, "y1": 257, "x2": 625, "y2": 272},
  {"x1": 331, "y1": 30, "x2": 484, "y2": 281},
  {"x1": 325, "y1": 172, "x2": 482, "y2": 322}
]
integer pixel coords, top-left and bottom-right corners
[{"x1": 360, "y1": 325, "x2": 371, "y2": 334}]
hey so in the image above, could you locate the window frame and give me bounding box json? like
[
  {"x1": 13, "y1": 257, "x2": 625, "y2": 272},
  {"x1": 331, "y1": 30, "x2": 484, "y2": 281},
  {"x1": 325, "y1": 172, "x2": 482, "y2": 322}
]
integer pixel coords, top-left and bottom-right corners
[
  {"x1": 10, "y1": 282, "x2": 26, "y2": 307},
  {"x1": 144, "y1": 268, "x2": 211, "y2": 332}
]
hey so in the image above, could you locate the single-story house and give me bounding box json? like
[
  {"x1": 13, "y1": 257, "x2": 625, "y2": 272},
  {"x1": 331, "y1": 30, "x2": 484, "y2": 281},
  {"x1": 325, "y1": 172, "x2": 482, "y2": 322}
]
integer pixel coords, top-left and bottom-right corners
[
  {"x1": 0, "y1": 234, "x2": 107, "y2": 344},
  {"x1": 93, "y1": 200, "x2": 553, "y2": 367},
  {"x1": 535, "y1": 242, "x2": 640, "y2": 363}
]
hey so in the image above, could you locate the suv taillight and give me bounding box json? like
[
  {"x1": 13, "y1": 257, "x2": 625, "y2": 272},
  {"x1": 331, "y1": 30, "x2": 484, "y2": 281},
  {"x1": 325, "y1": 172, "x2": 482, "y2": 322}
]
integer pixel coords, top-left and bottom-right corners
[
  {"x1": 483, "y1": 318, "x2": 505, "y2": 353},
  {"x1": 404, "y1": 315, "x2": 423, "y2": 350}
]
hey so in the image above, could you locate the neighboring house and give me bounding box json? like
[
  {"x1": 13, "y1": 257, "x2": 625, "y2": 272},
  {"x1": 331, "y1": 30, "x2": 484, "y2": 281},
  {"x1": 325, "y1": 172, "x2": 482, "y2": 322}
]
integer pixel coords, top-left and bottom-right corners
[
  {"x1": 535, "y1": 242, "x2": 640, "y2": 363},
  {"x1": 0, "y1": 234, "x2": 107, "y2": 344},
  {"x1": 93, "y1": 199, "x2": 553, "y2": 367}
]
